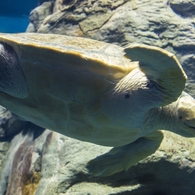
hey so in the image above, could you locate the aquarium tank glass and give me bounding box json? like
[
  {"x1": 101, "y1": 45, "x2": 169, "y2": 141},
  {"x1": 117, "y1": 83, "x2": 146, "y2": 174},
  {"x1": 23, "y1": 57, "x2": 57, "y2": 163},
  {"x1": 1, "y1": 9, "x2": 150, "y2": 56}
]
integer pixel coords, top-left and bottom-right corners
[{"x1": 0, "y1": 0, "x2": 39, "y2": 33}]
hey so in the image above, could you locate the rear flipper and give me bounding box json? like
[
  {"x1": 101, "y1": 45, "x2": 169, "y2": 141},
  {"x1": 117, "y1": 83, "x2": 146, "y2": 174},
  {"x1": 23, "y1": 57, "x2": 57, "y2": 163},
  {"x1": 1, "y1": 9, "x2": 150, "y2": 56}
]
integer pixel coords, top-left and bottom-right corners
[
  {"x1": 0, "y1": 42, "x2": 28, "y2": 98},
  {"x1": 86, "y1": 131, "x2": 163, "y2": 177}
]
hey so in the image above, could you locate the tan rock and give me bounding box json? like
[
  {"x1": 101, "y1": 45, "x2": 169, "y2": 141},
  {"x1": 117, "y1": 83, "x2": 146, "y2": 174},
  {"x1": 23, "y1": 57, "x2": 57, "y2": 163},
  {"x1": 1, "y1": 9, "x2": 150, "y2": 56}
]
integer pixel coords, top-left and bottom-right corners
[{"x1": 1, "y1": 129, "x2": 195, "y2": 194}]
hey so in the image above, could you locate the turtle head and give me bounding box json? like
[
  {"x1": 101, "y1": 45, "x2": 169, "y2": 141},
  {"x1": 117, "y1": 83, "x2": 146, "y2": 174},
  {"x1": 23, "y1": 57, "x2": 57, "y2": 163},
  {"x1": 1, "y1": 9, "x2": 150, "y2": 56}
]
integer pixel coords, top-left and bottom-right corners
[
  {"x1": 0, "y1": 42, "x2": 28, "y2": 98},
  {"x1": 177, "y1": 92, "x2": 195, "y2": 136}
]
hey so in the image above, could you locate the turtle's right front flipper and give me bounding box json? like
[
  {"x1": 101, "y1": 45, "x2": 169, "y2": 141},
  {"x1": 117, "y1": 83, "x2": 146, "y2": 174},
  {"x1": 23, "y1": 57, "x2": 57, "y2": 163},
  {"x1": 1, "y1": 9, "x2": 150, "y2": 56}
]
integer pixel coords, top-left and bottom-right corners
[{"x1": 125, "y1": 45, "x2": 187, "y2": 106}]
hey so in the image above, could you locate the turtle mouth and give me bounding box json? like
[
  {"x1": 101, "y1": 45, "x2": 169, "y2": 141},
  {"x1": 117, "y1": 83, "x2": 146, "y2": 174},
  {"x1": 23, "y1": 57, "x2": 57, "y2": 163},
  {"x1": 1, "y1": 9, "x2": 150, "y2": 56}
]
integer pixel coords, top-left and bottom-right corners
[
  {"x1": 184, "y1": 122, "x2": 195, "y2": 130},
  {"x1": 181, "y1": 122, "x2": 195, "y2": 137}
]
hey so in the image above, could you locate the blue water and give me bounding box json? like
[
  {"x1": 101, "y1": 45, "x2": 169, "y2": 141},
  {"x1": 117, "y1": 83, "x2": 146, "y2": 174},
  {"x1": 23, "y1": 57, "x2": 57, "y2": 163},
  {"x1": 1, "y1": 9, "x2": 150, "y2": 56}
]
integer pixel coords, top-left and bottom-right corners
[
  {"x1": 0, "y1": 0, "x2": 39, "y2": 33},
  {"x1": 0, "y1": 16, "x2": 29, "y2": 33}
]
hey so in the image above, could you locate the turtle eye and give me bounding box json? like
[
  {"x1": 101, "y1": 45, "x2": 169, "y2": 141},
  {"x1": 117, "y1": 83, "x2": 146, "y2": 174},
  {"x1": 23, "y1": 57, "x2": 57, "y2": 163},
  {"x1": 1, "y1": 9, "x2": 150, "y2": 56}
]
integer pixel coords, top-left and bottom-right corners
[{"x1": 124, "y1": 93, "x2": 130, "y2": 99}]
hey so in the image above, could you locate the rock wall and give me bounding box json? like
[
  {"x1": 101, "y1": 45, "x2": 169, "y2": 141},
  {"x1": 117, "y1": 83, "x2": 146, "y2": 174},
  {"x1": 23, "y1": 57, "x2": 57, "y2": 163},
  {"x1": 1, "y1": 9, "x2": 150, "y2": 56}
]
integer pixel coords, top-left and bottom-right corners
[
  {"x1": 1, "y1": 0, "x2": 195, "y2": 194},
  {"x1": 1, "y1": 126, "x2": 195, "y2": 195}
]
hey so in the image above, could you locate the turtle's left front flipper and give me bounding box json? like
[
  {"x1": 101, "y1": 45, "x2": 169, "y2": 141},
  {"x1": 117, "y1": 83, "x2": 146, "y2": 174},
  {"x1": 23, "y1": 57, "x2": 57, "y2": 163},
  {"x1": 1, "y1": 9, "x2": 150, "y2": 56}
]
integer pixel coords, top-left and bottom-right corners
[
  {"x1": 125, "y1": 44, "x2": 187, "y2": 106},
  {"x1": 86, "y1": 131, "x2": 163, "y2": 177}
]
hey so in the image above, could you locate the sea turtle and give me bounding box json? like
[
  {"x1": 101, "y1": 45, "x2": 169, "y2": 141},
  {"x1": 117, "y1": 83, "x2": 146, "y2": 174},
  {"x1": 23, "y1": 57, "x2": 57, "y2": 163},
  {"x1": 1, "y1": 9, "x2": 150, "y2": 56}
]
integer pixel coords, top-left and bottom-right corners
[{"x1": 0, "y1": 33, "x2": 195, "y2": 177}]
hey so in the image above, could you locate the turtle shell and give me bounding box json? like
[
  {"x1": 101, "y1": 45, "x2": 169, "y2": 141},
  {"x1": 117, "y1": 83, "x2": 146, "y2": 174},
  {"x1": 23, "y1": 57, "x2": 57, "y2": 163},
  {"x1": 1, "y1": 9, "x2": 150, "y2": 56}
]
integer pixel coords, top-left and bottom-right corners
[
  {"x1": 0, "y1": 33, "x2": 138, "y2": 103},
  {"x1": 0, "y1": 33, "x2": 186, "y2": 147},
  {"x1": 0, "y1": 33, "x2": 139, "y2": 146}
]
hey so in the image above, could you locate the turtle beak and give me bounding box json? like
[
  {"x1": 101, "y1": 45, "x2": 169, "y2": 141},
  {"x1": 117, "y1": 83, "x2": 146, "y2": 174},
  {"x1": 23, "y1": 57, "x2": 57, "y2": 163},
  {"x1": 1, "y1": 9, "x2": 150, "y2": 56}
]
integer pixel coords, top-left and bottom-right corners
[
  {"x1": 182, "y1": 105, "x2": 195, "y2": 132},
  {"x1": 178, "y1": 94, "x2": 195, "y2": 135}
]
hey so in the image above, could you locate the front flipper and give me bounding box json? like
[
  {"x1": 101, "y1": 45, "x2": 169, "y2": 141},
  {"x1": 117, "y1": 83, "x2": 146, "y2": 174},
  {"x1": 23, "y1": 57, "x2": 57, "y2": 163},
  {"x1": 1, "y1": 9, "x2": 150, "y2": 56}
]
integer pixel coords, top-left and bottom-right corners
[
  {"x1": 86, "y1": 131, "x2": 163, "y2": 177},
  {"x1": 125, "y1": 44, "x2": 187, "y2": 106}
]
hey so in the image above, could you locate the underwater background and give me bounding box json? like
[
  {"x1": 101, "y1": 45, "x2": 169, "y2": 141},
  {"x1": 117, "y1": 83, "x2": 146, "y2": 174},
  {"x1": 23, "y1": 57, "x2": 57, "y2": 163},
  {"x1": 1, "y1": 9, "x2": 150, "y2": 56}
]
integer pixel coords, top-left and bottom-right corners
[{"x1": 0, "y1": 0, "x2": 38, "y2": 32}]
